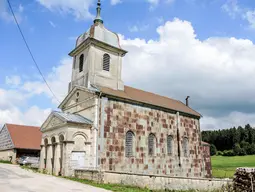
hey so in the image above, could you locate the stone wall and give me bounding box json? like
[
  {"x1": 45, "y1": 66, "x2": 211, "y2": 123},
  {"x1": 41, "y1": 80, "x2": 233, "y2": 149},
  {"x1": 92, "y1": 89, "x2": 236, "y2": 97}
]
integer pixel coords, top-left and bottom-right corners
[
  {"x1": 0, "y1": 149, "x2": 16, "y2": 162},
  {"x1": 74, "y1": 170, "x2": 231, "y2": 191},
  {"x1": 98, "y1": 99, "x2": 211, "y2": 178},
  {"x1": 202, "y1": 142, "x2": 212, "y2": 178}
]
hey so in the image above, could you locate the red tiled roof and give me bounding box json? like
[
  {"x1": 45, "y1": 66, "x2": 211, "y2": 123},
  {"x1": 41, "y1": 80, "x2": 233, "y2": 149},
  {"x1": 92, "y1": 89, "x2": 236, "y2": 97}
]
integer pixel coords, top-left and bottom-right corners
[
  {"x1": 99, "y1": 86, "x2": 201, "y2": 117},
  {"x1": 6, "y1": 124, "x2": 42, "y2": 150}
]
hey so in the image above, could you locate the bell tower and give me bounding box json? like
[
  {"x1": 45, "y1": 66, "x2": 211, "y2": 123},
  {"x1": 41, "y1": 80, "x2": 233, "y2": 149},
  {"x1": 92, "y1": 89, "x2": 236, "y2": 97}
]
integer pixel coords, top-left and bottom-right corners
[{"x1": 68, "y1": 0, "x2": 127, "y2": 92}]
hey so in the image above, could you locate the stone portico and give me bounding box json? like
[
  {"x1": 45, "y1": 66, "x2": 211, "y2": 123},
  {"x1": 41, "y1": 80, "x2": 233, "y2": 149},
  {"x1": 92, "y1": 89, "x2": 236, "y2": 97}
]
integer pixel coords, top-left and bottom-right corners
[{"x1": 39, "y1": 111, "x2": 97, "y2": 176}]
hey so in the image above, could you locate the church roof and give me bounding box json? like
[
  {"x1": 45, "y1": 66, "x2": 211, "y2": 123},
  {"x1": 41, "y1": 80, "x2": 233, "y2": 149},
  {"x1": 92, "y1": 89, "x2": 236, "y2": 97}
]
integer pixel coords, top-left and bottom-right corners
[
  {"x1": 53, "y1": 111, "x2": 93, "y2": 125},
  {"x1": 5, "y1": 124, "x2": 41, "y2": 150},
  {"x1": 76, "y1": 23, "x2": 123, "y2": 50},
  {"x1": 98, "y1": 86, "x2": 201, "y2": 118},
  {"x1": 74, "y1": 1, "x2": 125, "y2": 52}
]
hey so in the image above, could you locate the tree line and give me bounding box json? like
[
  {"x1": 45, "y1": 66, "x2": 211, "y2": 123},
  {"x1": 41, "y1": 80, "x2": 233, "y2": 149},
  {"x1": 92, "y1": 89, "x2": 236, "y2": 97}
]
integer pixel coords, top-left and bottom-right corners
[{"x1": 202, "y1": 124, "x2": 255, "y2": 156}]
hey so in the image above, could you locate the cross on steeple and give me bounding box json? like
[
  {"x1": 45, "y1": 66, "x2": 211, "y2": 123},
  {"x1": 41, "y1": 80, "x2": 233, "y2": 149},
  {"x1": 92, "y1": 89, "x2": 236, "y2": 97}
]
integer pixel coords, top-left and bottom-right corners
[{"x1": 94, "y1": 0, "x2": 103, "y2": 24}]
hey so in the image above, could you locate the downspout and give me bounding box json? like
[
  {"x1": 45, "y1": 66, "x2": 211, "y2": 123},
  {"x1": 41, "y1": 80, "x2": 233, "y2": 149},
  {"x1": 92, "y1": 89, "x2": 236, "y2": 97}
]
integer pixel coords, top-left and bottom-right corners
[
  {"x1": 95, "y1": 91, "x2": 102, "y2": 169},
  {"x1": 176, "y1": 112, "x2": 181, "y2": 167}
]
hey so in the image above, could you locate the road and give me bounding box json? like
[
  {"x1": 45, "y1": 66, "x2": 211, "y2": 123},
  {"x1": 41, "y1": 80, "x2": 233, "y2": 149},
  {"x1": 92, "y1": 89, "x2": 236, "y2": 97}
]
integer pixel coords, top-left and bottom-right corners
[{"x1": 0, "y1": 163, "x2": 110, "y2": 192}]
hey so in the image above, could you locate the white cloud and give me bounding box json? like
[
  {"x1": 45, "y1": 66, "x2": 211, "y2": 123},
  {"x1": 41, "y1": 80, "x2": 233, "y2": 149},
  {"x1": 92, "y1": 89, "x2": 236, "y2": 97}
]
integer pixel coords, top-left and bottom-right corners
[
  {"x1": 244, "y1": 10, "x2": 255, "y2": 29},
  {"x1": 222, "y1": 0, "x2": 255, "y2": 29},
  {"x1": 119, "y1": 18, "x2": 255, "y2": 129},
  {"x1": 0, "y1": 58, "x2": 71, "y2": 127},
  {"x1": 111, "y1": 0, "x2": 122, "y2": 5},
  {"x1": 0, "y1": 1, "x2": 23, "y2": 23},
  {"x1": 5, "y1": 75, "x2": 21, "y2": 87},
  {"x1": 49, "y1": 20, "x2": 56, "y2": 28},
  {"x1": 0, "y1": 106, "x2": 51, "y2": 127},
  {"x1": 18, "y1": 4, "x2": 24, "y2": 13},
  {"x1": 128, "y1": 24, "x2": 149, "y2": 32},
  {"x1": 22, "y1": 58, "x2": 72, "y2": 104},
  {"x1": 157, "y1": 16, "x2": 164, "y2": 24},
  {"x1": 36, "y1": 0, "x2": 94, "y2": 20},
  {"x1": 0, "y1": 87, "x2": 51, "y2": 127},
  {"x1": 201, "y1": 112, "x2": 255, "y2": 130},
  {"x1": 147, "y1": 0, "x2": 174, "y2": 10},
  {"x1": 222, "y1": 0, "x2": 240, "y2": 19}
]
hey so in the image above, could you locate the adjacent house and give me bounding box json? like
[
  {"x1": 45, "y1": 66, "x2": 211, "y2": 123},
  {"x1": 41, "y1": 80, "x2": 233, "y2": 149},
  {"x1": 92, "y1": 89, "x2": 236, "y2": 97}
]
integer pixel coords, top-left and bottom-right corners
[
  {"x1": 39, "y1": 0, "x2": 212, "y2": 178},
  {"x1": 0, "y1": 124, "x2": 42, "y2": 163}
]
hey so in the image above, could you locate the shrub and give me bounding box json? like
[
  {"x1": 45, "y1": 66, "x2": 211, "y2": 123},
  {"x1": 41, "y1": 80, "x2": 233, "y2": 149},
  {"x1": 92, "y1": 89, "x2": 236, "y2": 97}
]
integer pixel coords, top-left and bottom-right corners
[
  {"x1": 246, "y1": 143, "x2": 255, "y2": 155},
  {"x1": 210, "y1": 144, "x2": 217, "y2": 156},
  {"x1": 222, "y1": 150, "x2": 235, "y2": 156},
  {"x1": 217, "y1": 151, "x2": 223, "y2": 156},
  {"x1": 233, "y1": 143, "x2": 242, "y2": 156},
  {"x1": 238, "y1": 148, "x2": 247, "y2": 156}
]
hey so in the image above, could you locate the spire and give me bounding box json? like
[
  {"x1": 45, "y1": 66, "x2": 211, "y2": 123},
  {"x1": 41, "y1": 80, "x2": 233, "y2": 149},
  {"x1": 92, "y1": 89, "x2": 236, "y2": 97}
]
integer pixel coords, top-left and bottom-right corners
[{"x1": 94, "y1": 0, "x2": 103, "y2": 24}]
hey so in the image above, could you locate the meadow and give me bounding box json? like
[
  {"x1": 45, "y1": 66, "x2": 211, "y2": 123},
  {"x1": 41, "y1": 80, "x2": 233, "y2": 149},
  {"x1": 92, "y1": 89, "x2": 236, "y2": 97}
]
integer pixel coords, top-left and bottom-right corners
[{"x1": 211, "y1": 155, "x2": 255, "y2": 178}]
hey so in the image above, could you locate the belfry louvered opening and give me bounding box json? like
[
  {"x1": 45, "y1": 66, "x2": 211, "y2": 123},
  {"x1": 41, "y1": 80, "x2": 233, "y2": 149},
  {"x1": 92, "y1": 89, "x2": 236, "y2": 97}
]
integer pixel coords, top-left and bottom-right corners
[
  {"x1": 125, "y1": 131, "x2": 134, "y2": 157},
  {"x1": 103, "y1": 53, "x2": 110, "y2": 71},
  {"x1": 79, "y1": 54, "x2": 84, "y2": 72}
]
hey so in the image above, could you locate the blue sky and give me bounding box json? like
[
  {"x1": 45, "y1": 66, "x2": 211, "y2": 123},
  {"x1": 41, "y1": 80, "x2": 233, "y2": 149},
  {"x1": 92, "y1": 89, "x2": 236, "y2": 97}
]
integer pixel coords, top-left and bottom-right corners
[{"x1": 1, "y1": 0, "x2": 255, "y2": 129}]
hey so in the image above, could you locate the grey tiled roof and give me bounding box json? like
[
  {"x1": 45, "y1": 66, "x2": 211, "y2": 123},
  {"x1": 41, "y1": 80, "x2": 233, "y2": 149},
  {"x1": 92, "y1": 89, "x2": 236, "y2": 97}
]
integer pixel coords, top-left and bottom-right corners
[{"x1": 53, "y1": 111, "x2": 93, "y2": 125}]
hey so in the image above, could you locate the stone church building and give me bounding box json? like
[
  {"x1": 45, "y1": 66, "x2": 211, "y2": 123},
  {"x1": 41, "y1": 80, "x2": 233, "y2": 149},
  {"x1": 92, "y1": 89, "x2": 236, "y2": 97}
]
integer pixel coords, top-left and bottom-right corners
[{"x1": 39, "y1": 1, "x2": 211, "y2": 179}]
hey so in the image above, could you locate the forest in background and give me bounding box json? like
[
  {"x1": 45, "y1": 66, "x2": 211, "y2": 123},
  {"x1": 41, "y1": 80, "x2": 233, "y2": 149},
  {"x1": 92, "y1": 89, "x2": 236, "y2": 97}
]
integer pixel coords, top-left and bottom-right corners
[{"x1": 202, "y1": 124, "x2": 255, "y2": 156}]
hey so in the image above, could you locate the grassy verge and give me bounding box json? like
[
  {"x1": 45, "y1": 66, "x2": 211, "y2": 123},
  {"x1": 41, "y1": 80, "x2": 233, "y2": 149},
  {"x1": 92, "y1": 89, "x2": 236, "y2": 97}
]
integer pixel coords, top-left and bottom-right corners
[
  {"x1": 211, "y1": 155, "x2": 255, "y2": 178},
  {"x1": 20, "y1": 165, "x2": 39, "y2": 172},
  {"x1": 0, "y1": 160, "x2": 12, "y2": 164}
]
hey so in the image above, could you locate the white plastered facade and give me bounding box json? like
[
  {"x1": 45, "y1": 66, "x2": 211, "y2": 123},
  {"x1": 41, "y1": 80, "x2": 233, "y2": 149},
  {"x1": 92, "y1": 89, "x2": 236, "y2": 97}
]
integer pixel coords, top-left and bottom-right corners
[{"x1": 39, "y1": 87, "x2": 100, "y2": 176}]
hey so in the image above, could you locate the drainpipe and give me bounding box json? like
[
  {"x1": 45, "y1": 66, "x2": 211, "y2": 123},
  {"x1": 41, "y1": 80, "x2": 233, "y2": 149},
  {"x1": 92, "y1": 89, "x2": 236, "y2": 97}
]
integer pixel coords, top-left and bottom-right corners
[
  {"x1": 176, "y1": 112, "x2": 181, "y2": 167},
  {"x1": 95, "y1": 92, "x2": 102, "y2": 169}
]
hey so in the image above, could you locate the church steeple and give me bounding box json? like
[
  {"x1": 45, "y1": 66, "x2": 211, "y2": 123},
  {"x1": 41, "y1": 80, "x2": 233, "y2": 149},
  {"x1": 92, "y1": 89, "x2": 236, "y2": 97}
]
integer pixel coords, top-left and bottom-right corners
[
  {"x1": 94, "y1": 0, "x2": 103, "y2": 24},
  {"x1": 69, "y1": 0, "x2": 128, "y2": 92}
]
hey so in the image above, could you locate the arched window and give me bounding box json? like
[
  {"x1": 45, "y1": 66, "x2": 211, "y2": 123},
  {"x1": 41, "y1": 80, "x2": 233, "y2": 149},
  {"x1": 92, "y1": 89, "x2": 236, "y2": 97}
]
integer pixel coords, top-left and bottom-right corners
[
  {"x1": 183, "y1": 137, "x2": 189, "y2": 157},
  {"x1": 148, "y1": 133, "x2": 156, "y2": 156},
  {"x1": 167, "y1": 135, "x2": 173, "y2": 155},
  {"x1": 79, "y1": 54, "x2": 84, "y2": 72},
  {"x1": 103, "y1": 53, "x2": 110, "y2": 71},
  {"x1": 125, "y1": 131, "x2": 134, "y2": 157}
]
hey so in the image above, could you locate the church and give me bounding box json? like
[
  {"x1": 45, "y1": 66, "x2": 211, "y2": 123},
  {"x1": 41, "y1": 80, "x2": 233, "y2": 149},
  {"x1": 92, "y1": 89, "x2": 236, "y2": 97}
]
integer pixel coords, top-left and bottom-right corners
[{"x1": 39, "y1": 0, "x2": 212, "y2": 179}]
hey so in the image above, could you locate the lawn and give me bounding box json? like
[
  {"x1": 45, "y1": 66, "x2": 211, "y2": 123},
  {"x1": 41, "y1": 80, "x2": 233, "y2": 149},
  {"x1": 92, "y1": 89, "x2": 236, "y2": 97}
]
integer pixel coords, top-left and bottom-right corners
[
  {"x1": 0, "y1": 160, "x2": 12, "y2": 164},
  {"x1": 211, "y1": 155, "x2": 255, "y2": 178}
]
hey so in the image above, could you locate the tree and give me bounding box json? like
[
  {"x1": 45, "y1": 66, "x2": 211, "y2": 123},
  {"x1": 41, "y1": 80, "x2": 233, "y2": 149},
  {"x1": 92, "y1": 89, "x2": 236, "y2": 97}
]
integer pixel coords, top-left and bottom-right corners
[
  {"x1": 202, "y1": 125, "x2": 255, "y2": 156},
  {"x1": 210, "y1": 144, "x2": 217, "y2": 156},
  {"x1": 233, "y1": 143, "x2": 241, "y2": 156}
]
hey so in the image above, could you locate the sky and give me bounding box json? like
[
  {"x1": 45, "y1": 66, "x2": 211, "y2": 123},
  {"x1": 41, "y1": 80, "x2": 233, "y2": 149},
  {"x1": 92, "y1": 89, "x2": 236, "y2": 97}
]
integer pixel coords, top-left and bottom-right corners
[{"x1": 1, "y1": 0, "x2": 255, "y2": 130}]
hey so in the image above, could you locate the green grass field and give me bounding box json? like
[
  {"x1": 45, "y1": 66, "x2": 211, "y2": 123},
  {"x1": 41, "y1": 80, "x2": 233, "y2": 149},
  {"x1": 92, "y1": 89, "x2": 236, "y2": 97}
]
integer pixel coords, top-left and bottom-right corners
[{"x1": 211, "y1": 155, "x2": 255, "y2": 178}]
